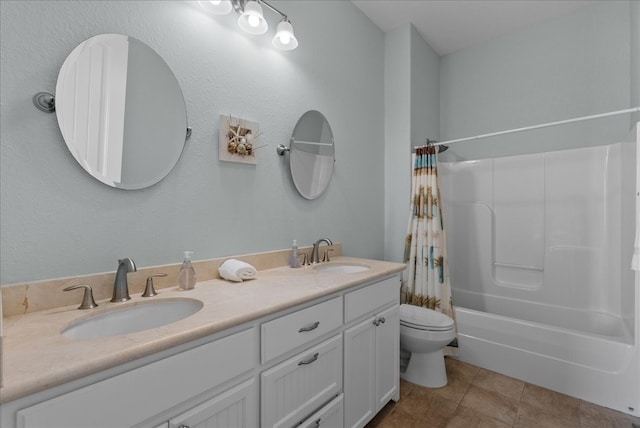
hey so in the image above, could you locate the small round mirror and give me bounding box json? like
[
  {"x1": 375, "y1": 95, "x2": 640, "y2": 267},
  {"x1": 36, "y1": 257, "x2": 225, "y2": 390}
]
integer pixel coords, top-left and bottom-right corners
[
  {"x1": 55, "y1": 34, "x2": 187, "y2": 189},
  {"x1": 289, "y1": 110, "x2": 335, "y2": 199}
]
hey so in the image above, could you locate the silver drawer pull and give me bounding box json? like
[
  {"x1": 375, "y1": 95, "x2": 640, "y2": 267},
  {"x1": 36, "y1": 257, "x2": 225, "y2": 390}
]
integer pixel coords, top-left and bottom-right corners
[
  {"x1": 312, "y1": 418, "x2": 322, "y2": 428},
  {"x1": 298, "y1": 352, "x2": 319, "y2": 366},
  {"x1": 298, "y1": 321, "x2": 320, "y2": 333}
]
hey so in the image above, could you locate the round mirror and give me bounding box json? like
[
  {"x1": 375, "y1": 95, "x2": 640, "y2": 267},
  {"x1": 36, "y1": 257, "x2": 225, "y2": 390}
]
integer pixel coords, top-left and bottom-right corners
[
  {"x1": 55, "y1": 34, "x2": 187, "y2": 189},
  {"x1": 289, "y1": 110, "x2": 335, "y2": 199}
]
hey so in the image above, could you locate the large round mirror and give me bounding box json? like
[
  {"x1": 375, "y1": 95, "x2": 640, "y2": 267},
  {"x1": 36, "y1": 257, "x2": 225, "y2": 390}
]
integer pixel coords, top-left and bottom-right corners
[
  {"x1": 55, "y1": 34, "x2": 187, "y2": 189},
  {"x1": 289, "y1": 110, "x2": 335, "y2": 199}
]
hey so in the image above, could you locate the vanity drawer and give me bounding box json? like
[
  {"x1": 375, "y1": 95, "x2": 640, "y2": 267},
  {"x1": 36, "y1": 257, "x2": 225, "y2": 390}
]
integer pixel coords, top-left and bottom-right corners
[
  {"x1": 17, "y1": 328, "x2": 256, "y2": 428},
  {"x1": 261, "y1": 296, "x2": 342, "y2": 362},
  {"x1": 344, "y1": 276, "x2": 399, "y2": 323},
  {"x1": 297, "y1": 393, "x2": 344, "y2": 428},
  {"x1": 261, "y1": 334, "x2": 343, "y2": 428}
]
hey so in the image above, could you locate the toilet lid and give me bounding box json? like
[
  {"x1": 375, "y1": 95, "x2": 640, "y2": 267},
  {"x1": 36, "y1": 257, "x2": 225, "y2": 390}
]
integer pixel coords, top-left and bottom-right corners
[{"x1": 399, "y1": 304, "x2": 454, "y2": 331}]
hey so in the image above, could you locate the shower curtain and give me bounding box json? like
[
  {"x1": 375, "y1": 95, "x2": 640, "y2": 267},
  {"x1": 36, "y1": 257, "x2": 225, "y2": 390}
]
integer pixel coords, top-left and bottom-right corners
[{"x1": 403, "y1": 145, "x2": 457, "y2": 354}]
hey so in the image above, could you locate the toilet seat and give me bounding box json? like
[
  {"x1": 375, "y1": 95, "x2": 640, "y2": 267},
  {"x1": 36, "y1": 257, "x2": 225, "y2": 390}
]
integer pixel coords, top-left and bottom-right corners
[{"x1": 400, "y1": 304, "x2": 454, "y2": 332}]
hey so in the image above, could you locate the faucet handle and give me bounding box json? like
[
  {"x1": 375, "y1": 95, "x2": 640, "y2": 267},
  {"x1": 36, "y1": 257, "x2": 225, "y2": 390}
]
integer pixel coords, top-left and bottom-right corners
[
  {"x1": 302, "y1": 253, "x2": 310, "y2": 266},
  {"x1": 322, "y1": 249, "x2": 335, "y2": 262},
  {"x1": 63, "y1": 285, "x2": 98, "y2": 310},
  {"x1": 142, "y1": 273, "x2": 167, "y2": 297}
]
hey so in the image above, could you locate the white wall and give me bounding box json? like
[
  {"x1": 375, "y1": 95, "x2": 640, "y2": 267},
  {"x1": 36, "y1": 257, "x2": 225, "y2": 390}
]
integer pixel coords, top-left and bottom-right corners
[{"x1": 0, "y1": 1, "x2": 385, "y2": 284}]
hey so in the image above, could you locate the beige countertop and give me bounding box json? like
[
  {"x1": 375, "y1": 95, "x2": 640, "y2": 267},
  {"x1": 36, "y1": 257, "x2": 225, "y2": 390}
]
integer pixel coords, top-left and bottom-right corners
[{"x1": 0, "y1": 257, "x2": 405, "y2": 404}]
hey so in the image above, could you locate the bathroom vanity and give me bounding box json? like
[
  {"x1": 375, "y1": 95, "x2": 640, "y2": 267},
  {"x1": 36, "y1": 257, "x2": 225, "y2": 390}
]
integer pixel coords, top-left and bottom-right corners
[{"x1": 0, "y1": 255, "x2": 404, "y2": 428}]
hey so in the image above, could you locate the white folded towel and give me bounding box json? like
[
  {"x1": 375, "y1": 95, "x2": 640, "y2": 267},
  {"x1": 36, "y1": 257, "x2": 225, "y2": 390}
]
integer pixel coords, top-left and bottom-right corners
[{"x1": 218, "y1": 259, "x2": 257, "y2": 282}]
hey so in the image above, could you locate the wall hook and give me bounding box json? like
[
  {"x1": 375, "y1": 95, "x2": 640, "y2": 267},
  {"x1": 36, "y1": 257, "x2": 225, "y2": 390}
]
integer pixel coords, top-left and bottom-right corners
[{"x1": 33, "y1": 92, "x2": 55, "y2": 113}]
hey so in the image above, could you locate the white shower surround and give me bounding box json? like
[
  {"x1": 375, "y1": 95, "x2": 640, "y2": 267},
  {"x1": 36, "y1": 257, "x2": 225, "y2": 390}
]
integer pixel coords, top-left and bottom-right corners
[{"x1": 439, "y1": 124, "x2": 639, "y2": 416}]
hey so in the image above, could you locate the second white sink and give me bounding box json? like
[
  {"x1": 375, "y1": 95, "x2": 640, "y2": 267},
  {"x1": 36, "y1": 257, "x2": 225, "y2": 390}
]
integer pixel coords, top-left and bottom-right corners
[
  {"x1": 313, "y1": 263, "x2": 371, "y2": 274},
  {"x1": 62, "y1": 298, "x2": 203, "y2": 340}
]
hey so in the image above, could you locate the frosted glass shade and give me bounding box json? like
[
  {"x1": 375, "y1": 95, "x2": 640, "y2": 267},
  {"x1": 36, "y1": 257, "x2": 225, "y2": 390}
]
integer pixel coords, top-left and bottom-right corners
[
  {"x1": 272, "y1": 19, "x2": 298, "y2": 50},
  {"x1": 238, "y1": 1, "x2": 268, "y2": 35}
]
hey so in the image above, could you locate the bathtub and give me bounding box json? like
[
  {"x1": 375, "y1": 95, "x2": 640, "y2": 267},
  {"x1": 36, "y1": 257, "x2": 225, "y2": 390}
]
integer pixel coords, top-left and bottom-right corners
[
  {"x1": 454, "y1": 294, "x2": 637, "y2": 415},
  {"x1": 440, "y1": 130, "x2": 639, "y2": 416}
]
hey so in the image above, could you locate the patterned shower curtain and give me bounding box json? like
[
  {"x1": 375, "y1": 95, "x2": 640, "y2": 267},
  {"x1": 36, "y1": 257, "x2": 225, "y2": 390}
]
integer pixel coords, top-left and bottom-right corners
[{"x1": 403, "y1": 145, "x2": 458, "y2": 354}]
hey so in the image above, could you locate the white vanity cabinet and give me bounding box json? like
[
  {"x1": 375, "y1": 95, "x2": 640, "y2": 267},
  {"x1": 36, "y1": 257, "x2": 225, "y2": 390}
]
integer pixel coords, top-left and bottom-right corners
[
  {"x1": 4, "y1": 271, "x2": 403, "y2": 428},
  {"x1": 15, "y1": 328, "x2": 257, "y2": 428},
  {"x1": 343, "y1": 277, "x2": 400, "y2": 428}
]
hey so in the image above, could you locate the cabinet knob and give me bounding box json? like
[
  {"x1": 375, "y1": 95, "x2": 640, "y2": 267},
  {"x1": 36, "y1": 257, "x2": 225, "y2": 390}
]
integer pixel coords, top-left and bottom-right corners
[
  {"x1": 312, "y1": 418, "x2": 322, "y2": 428},
  {"x1": 373, "y1": 316, "x2": 386, "y2": 326},
  {"x1": 178, "y1": 425, "x2": 190, "y2": 428}
]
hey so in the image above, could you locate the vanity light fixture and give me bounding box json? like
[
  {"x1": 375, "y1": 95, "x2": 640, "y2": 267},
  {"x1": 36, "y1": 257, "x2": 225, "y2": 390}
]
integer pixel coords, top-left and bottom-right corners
[
  {"x1": 199, "y1": 0, "x2": 299, "y2": 50},
  {"x1": 199, "y1": 0, "x2": 233, "y2": 15}
]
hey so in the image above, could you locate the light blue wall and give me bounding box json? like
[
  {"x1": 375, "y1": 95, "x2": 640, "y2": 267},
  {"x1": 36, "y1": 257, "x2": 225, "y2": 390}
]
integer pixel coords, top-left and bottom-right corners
[
  {"x1": 632, "y1": 0, "x2": 640, "y2": 125},
  {"x1": 0, "y1": 1, "x2": 385, "y2": 284},
  {"x1": 383, "y1": 26, "x2": 411, "y2": 263},
  {"x1": 2, "y1": 1, "x2": 634, "y2": 284},
  {"x1": 439, "y1": 1, "x2": 633, "y2": 161},
  {"x1": 383, "y1": 25, "x2": 440, "y2": 263},
  {"x1": 410, "y1": 26, "x2": 440, "y2": 149}
]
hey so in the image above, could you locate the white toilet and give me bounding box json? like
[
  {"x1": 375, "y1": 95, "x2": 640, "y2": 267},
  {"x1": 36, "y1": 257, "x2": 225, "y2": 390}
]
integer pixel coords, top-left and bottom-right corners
[{"x1": 399, "y1": 303, "x2": 456, "y2": 388}]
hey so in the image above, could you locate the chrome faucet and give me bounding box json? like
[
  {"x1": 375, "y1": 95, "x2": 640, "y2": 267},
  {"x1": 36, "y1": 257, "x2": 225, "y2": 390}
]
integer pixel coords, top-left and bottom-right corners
[
  {"x1": 111, "y1": 258, "x2": 137, "y2": 302},
  {"x1": 311, "y1": 238, "x2": 333, "y2": 264}
]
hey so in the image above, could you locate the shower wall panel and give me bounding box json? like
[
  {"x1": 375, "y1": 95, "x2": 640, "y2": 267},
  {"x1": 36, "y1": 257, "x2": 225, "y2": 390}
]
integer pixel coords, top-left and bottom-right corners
[{"x1": 440, "y1": 142, "x2": 634, "y2": 320}]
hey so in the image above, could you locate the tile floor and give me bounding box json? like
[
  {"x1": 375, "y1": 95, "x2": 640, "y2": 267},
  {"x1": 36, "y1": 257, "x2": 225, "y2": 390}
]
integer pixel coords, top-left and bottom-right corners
[{"x1": 366, "y1": 357, "x2": 640, "y2": 428}]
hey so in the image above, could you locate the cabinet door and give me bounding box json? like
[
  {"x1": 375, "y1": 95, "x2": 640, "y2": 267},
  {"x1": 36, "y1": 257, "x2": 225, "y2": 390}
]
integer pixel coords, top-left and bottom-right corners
[
  {"x1": 343, "y1": 316, "x2": 376, "y2": 428},
  {"x1": 168, "y1": 378, "x2": 257, "y2": 428},
  {"x1": 375, "y1": 305, "x2": 399, "y2": 410}
]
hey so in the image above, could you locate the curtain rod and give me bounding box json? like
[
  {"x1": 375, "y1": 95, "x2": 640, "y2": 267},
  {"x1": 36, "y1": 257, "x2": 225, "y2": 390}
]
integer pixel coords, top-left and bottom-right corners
[{"x1": 431, "y1": 107, "x2": 640, "y2": 147}]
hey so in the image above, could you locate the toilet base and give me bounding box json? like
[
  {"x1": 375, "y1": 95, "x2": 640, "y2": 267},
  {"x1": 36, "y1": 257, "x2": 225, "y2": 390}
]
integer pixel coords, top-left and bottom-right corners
[{"x1": 401, "y1": 349, "x2": 448, "y2": 388}]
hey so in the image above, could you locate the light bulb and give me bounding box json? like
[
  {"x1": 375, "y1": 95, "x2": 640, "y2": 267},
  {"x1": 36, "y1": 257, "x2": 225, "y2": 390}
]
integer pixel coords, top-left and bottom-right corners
[
  {"x1": 248, "y1": 15, "x2": 260, "y2": 27},
  {"x1": 279, "y1": 34, "x2": 290, "y2": 45},
  {"x1": 199, "y1": 0, "x2": 231, "y2": 15}
]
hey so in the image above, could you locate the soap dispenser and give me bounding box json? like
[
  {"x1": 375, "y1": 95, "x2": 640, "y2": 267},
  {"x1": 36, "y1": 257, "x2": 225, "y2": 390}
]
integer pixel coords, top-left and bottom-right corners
[
  {"x1": 177, "y1": 251, "x2": 197, "y2": 290},
  {"x1": 289, "y1": 240, "x2": 300, "y2": 268}
]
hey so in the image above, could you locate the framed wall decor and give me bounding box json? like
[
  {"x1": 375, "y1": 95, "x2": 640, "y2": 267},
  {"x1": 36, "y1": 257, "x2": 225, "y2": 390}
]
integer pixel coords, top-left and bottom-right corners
[{"x1": 219, "y1": 115, "x2": 260, "y2": 165}]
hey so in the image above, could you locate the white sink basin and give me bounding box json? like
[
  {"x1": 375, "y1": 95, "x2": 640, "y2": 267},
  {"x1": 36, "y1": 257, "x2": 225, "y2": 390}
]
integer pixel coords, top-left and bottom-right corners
[
  {"x1": 62, "y1": 298, "x2": 203, "y2": 340},
  {"x1": 313, "y1": 263, "x2": 371, "y2": 274}
]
